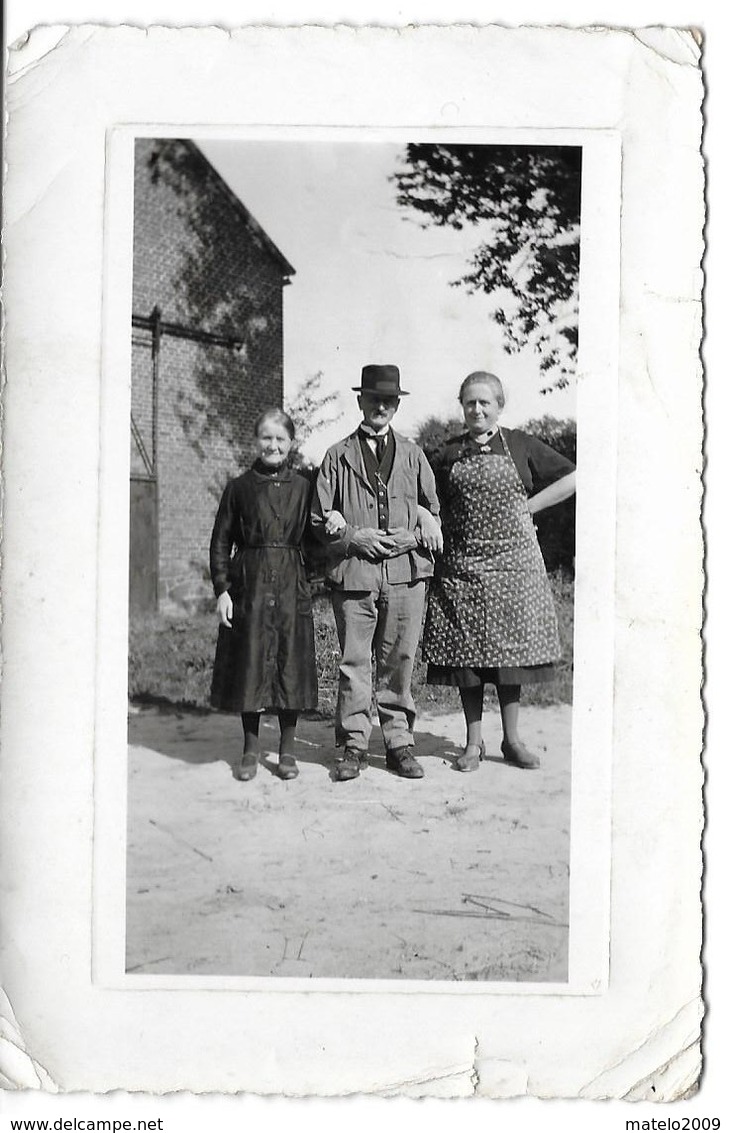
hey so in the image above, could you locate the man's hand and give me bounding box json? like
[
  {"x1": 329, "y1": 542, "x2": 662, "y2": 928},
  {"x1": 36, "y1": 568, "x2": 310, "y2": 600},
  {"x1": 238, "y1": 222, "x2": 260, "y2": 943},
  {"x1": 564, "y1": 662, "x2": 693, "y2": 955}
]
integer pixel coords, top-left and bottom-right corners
[
  {"x1": 217, "y1": 591, "x2": 233, "y2": 627},
  {"x1": 415, "y1": 508, "x2": 443, "y2": 554},
  {"x1": 348, "y1": 527, "x2": 396, "y2": 561},
  {"x1": 383, "y1": 527, "x2": 418, "y2": 557}
]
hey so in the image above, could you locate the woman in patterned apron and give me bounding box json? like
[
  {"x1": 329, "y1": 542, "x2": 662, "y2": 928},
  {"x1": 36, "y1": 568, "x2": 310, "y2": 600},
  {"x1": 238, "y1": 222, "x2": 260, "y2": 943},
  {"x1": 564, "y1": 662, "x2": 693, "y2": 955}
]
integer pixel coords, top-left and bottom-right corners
[
  {"x1": 422, "y1": 372, "x2": 576, "y2": 772},
  {"x1": 209, "y1": 408, "x2": 318, "y2": 782}
]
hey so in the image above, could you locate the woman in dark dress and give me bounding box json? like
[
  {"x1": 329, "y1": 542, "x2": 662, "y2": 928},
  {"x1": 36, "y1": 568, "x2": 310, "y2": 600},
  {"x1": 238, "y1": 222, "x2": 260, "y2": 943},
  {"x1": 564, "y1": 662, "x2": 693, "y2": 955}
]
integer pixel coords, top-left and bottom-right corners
[
  {"x1": 422, "y1": 372, "x2": 576, "y2": 772},
  {"x1": 209, "y1": 408, "x2": 317, "y2": 782}
]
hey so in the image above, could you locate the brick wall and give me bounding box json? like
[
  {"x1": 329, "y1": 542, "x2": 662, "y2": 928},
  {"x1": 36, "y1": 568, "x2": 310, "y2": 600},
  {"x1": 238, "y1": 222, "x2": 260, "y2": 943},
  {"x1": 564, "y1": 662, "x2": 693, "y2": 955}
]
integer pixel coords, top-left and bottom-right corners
[
  {"x1": 131, "y1": 139, "x2": 291, "y2": 613},
  {"x1": 155, "y1": 334, "x2": 284, "y2": 612}
]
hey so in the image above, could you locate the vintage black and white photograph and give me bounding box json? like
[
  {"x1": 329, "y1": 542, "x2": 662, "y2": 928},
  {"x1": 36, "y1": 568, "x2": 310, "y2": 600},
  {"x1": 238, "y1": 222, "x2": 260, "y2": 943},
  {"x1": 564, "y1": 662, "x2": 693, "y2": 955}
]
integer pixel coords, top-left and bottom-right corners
[
  {"x1": 123, "y1": 133, "x2": 589, "y2": 983},
  {"x1": 3, "y1": 17, "x2": 707, "y2": 1103}
]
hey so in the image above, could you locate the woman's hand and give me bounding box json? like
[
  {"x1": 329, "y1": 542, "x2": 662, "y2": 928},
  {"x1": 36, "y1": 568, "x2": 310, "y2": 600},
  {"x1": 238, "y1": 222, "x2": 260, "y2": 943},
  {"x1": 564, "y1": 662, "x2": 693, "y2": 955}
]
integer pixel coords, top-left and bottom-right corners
[
  {"x1": 324, "y1": 509, "x2": 347, "y2": 536},
  {"x1": 217, "y1": 591, "x2": 233, "y2": 628},
  {"x1": 415, "y1": 506, "x2": 443, "y2": 553}
]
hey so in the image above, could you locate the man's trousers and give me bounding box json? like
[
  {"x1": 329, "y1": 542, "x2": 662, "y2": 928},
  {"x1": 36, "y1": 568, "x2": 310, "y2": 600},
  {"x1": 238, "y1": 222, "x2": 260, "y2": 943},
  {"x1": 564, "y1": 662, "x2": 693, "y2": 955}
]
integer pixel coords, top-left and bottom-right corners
[{"x1": 330, "y1": 576, "x2": 427, "y2": 754}]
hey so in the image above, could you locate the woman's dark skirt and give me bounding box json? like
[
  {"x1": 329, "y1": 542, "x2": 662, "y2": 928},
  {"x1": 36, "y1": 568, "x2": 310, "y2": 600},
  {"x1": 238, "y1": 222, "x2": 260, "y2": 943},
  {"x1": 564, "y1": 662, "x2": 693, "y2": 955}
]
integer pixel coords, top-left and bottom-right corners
[{"x1": 426, "y1": 662, "x2": 556, "y2": 688}]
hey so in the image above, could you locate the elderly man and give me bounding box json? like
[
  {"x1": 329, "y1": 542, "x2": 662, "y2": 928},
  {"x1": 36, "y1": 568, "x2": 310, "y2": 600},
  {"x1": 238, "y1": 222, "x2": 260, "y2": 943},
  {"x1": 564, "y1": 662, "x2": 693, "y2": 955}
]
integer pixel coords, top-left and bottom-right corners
[{"x1": 311, "y1": 364, "x2": 442, "y2": 780}]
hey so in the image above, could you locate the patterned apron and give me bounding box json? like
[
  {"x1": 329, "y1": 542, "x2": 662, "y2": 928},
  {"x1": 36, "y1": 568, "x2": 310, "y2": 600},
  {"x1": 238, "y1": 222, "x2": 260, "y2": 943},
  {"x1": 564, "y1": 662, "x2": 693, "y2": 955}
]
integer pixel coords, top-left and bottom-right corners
[{"x1": 423, "y1": 431, "x2": 561, "y2": 668}]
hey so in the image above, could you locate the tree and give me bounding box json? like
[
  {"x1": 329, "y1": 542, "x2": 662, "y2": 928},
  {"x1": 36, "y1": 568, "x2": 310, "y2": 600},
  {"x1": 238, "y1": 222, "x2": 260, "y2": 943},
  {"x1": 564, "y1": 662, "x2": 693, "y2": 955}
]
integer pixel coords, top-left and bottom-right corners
[
  {"x1": 413, "y1": 414, "x2": 463, "y2": 459},
  {"x1": 519, "y1": 415, "x2": 576, "y2": 573},
  {"x1": 393, "y1": 145, "x2": 582, "y2": 390},
  {"x1": 284, "y1": 371, "x2": 342, "y2": 471},
  {"x1": 521, "y1": 414, "x2": 577, "y2": 465},
  {"x1": 283, "y1": 372, "x2": 343, "y2": 581}
]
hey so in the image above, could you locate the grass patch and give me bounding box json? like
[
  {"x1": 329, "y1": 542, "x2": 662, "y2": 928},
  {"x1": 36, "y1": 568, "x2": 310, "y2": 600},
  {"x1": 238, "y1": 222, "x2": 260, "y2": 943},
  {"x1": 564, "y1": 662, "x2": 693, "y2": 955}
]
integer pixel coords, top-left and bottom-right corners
[
  {"x1": 127, "y1": 597, "x2": 342, "y2": 715},
  {"x1": 128, "y1": 571, "x2": 574, "y2": 714},
  {"x1": 128, "y1": 611, "x2": 219, "y2": 710}
]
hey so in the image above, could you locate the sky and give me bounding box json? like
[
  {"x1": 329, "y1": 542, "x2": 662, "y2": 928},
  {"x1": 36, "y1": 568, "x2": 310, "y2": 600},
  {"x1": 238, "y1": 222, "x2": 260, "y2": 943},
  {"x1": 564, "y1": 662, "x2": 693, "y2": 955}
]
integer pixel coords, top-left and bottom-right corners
[{"x1": 198, "y1": 139, "x2": 577, "y2": 460}]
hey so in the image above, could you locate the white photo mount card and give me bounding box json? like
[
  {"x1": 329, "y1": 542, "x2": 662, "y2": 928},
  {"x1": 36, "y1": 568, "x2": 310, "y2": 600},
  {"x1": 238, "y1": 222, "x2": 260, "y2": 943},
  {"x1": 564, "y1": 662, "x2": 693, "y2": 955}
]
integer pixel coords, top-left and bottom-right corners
[{"x1": 1, "y1": 25, "x2": 703, "y2": 1098}]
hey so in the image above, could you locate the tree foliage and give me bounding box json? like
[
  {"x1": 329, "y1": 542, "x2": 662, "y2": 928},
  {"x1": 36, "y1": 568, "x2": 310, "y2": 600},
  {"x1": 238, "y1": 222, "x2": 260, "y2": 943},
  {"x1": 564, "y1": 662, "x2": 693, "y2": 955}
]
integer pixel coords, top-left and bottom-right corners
[
  {"x1": 394, "y1": 145, "x2": 582, "y2": 389},
  {"x1": 285, "y1": 371, "x2": 342, "y2": 471},
  {"x1": 521, "y1": 415, "x2": 577, "y2": 464},
  {"x1": 521, "y1": 416, "x2": 576, "y2": 573},
  {"x1": 413, "y1": 414, "x2": 464, "y2": 459}
]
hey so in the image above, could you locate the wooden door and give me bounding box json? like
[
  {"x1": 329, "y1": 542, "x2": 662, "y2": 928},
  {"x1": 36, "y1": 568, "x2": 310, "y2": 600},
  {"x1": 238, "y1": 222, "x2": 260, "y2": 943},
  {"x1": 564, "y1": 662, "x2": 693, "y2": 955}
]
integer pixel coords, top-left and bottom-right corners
[
  {"x1": 129, "y1": 477, "x2": 158, "y2": 614},
  {"x1": 129, "y1": 318, "x2": 159, "y2": 614}
]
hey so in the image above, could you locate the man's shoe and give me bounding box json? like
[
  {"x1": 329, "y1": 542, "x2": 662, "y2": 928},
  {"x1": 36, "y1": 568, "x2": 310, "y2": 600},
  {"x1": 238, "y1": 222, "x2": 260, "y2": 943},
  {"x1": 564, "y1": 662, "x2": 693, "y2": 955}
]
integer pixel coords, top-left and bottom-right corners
[
  {"x1": 501, "y1": 739, "x2": 541, "y2": 769},
  {"x1": 334, "y1": 749, "x2": 363, "y2": 781},
  {"x1": 386, "y1": 747, "x2": 424, "y2": 779}
]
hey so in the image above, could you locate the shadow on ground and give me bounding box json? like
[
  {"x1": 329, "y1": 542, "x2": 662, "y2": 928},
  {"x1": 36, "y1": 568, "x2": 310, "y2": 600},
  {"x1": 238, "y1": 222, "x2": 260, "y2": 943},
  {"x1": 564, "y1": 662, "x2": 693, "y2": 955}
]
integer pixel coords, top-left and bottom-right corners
[{"x1": 126, "y1": 703, "x2": 572, "y2": 983}]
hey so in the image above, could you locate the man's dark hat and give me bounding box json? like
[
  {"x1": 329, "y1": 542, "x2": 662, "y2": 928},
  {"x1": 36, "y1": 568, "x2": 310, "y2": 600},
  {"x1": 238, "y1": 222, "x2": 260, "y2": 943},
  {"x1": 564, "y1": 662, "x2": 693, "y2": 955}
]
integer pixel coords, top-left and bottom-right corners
[{"x1": 352, "y1": 364, "x2": 409, "y2": 396}]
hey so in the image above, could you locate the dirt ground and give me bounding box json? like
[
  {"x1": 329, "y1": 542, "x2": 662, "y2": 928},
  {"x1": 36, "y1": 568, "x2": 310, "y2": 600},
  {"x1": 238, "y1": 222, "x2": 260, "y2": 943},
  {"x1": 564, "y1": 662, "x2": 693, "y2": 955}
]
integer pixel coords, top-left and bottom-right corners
[{"x1": 127, "y1": 703, "x2": 571, "y2": 983}]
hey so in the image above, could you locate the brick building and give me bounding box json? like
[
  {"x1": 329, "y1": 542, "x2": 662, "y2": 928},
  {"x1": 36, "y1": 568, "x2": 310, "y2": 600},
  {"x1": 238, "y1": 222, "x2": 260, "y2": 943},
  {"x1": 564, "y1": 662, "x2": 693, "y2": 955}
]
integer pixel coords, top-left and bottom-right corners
[{"x1": 130, "y1": 138, "x2": 294, "y2": 614}]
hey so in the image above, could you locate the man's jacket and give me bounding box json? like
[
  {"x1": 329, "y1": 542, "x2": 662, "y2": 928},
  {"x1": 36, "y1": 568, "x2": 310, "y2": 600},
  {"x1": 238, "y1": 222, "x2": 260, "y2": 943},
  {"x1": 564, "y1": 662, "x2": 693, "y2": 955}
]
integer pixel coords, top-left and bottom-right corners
[{"x1": 311, "y1": 428, "x2": 440, "y2": 590}]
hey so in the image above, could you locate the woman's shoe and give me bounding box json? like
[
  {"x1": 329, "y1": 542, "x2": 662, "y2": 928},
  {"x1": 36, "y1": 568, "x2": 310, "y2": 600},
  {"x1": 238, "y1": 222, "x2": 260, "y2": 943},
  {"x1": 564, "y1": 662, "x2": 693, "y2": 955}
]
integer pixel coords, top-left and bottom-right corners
[
  {"x1": 455, "y1": 741, "x2": 486, "y2": 772},
  {"x1": 501, "y1": 739, "x2": 541, "y2": 769},
  {"x1": 235, "y1": 752, "x2": 259, "y2": 781},
  {"x1": 277, "y1": 754, "x2": 299, "y2": 780}
]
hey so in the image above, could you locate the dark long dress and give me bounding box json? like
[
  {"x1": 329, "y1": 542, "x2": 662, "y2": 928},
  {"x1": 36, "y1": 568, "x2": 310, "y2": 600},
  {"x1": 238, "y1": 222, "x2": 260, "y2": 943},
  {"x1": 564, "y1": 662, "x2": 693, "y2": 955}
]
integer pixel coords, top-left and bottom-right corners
[
  {"x1": 209, "y1": 462, "x2": 317, "y2": 713},
  {"x1": 423, "y1": 428, "x2": 575, "y2": 688}
]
